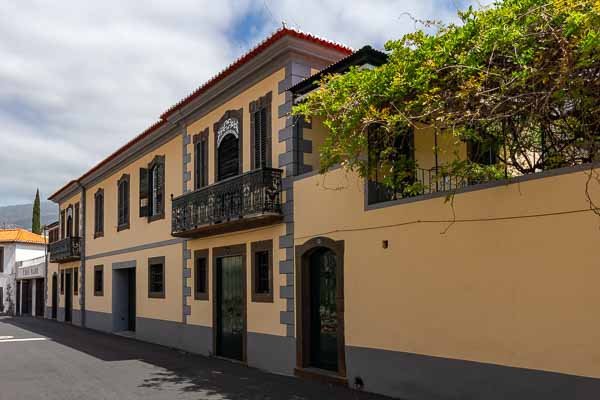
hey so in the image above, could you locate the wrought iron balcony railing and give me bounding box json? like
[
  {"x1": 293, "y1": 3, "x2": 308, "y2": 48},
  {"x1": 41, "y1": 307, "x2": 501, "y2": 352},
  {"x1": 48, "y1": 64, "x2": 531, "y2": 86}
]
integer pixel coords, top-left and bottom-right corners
[
  {"x1": 49, "y1": 236, "x2": 81, "y2": 263},
  {"x1": 172, "y1": 167, "x2": 283, "y2": 237},
  {"x1": 368, "y1": 166, "x2": 492, "y2": 204}
]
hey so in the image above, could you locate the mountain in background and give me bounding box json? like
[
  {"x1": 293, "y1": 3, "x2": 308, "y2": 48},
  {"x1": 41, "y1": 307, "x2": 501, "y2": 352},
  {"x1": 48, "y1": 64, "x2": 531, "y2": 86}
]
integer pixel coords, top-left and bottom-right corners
[{"x1": 0, "y1": 201, "x2": 58, "y2": 230}]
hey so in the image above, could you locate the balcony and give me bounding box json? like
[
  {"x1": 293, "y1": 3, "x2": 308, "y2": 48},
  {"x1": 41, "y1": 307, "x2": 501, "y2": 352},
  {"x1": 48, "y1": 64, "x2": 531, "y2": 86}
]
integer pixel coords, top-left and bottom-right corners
[
  {"x1": 368, "y1": 166, "x2": 493, "y2": 205},
  {"x1": 16, "y1": 256, "x2": 46, "y2": 280},
  {"x1": 172, "y1": 168, "x2": 283, "y2": 238},
  {"x1": 49, "y1": 236, "x2": 81, "y2": 263}
]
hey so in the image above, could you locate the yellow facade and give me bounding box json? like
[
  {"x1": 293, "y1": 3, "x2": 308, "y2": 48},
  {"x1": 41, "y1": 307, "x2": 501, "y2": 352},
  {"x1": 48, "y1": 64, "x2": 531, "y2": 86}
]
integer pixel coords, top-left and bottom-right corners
[
  {"x1": 46, "y1": 29, "x2": 600, "y2": 399},
  {"x1": 294, "y1": 165, "x2": 600, "y2": 380}
]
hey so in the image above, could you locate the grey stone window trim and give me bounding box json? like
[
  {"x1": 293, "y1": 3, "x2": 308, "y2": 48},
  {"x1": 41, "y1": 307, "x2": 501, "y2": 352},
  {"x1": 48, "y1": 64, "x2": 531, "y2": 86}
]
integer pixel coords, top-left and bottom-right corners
[
  {"x1": 251, "y1": 239, "x2": 273, "y2": 303},
  {"x1": 117, "y1": 173, "x2": 131, "y2": 231},
  {"x1": 148, "y1": 155, "x2": 166, "y2": 223},
  {"x1": 250, "y1": 92, "x2": 272, "y2": 170},
  {"x1": 194, "y1": 249, "x2": 209, "y2": 301},
  {"x1": 193, "y1": 128, "x2": 209, "y2": 190},
  {"x1": 148, "y1": 256, "x2": 166, "y2": 299},
  {"x1": 94, "y1": 265, "x2": 103, "y2": 296},
  {"x1": 94, "y1": 188, "x2": 104, "y2": 239}
]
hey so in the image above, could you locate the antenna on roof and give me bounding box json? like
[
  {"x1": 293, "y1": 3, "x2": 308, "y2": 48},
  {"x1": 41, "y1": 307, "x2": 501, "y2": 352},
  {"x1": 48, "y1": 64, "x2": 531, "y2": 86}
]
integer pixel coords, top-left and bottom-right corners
[{"x1": 282, "y1": 21, "x2": 287, "y2": 29}]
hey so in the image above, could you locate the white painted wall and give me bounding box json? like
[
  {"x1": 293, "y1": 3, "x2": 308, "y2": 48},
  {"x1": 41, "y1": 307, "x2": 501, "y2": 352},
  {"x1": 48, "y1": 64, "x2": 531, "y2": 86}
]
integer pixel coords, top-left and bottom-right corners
[
  {"x1": 0, "y1": 243, "x2": 17, "y2": 314},
  {"x1": 0, "y1": 243, "x2": 45, "y2": 314},
  {"x1": 15, "y1": 243, "x2": 45, "y2": 262}
]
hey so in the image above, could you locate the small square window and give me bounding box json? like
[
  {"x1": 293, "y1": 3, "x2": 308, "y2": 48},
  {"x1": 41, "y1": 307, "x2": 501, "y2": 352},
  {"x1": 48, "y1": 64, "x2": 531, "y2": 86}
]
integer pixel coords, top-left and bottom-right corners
[
  {"x1": 94, "y1": 265, "x2": 103, "y2": 296},
  {"x1": 251, "y1": 240, "x2": 273, "y2": 303},
  {"x1": 194, "y1": 250, "x2": 208, "y2": 300},
  {"x1": 148, "y1": 257, "x2": 165, "y2": 298},
  {"x1": 255, "y1": 251, "x2": 269, "y2": 294}
]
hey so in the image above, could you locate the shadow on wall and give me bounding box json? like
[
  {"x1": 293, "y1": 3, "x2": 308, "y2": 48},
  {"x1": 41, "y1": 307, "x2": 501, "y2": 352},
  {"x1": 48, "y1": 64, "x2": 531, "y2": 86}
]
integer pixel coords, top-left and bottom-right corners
[{"x1": 2, "y1": 317, "x2": 391, "y2": 400}]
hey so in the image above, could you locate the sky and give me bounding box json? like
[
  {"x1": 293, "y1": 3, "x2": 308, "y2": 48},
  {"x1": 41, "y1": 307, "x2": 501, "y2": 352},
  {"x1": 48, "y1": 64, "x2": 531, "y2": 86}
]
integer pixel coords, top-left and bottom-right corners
[{"x1": 0, "y1": 0, "x2": 487, "y2": 206}]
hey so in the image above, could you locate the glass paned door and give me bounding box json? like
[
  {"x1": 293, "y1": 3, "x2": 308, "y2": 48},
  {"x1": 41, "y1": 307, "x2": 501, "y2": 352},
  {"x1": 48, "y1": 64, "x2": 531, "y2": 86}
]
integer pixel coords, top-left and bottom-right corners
[
  {"x1": 309, "y1": 248, "x2": 338, "y2": 371},
  {"x1": 216, "y1": 255, "x2": 244, "y2": 360}
]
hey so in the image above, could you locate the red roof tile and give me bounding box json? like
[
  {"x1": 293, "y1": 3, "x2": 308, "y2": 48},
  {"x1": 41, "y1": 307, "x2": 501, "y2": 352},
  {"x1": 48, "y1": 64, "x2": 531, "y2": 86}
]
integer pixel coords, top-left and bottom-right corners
[{"x1": 49, "y1": 28, "x2": 351, "y2": 201}]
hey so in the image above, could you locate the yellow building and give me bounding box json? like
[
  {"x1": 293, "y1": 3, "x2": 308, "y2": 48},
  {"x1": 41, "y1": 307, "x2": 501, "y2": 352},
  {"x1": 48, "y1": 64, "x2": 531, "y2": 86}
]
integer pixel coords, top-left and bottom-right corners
[{"x1": 47, "y1": 29, "x2": 600, "y2": 399}]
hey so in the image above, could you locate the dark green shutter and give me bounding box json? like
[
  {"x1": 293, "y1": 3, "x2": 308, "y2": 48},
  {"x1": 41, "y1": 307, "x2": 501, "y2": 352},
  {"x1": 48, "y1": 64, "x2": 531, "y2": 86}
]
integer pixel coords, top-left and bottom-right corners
[{"x1": 139, "y1": 167, "x2": 149, "y2": 217}]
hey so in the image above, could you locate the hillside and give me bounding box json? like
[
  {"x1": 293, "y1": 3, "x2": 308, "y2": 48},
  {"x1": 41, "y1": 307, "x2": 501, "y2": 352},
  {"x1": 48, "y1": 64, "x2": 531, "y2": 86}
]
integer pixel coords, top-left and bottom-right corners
[{"x1": 0, "y1": 201, "x2": 58, "y2": 230}]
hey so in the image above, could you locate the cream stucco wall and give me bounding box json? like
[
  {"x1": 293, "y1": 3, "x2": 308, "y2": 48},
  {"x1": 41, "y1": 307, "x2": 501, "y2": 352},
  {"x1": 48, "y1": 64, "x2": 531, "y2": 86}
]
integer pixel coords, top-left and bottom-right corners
[
  {"x1": 185, "y1": 67, "x2": 287, "y2": 187},
  {"x1": 302, "y1": 121, "x2": 468, "y2": 176},
  {"x1": 84, "y1": 243, "x2": 182, "y2": 321},
  {"x1": 85, "y1": 135, "x2": 182, "y2": 257},
  {"x1": 45, "y1": 261, "x2": 59, "y2": 308},
  {"x1": 186, "y1": 225, "x2": 286, "y2": 336},
  {"x1": 59, "y1": 192, "x2": 82, "y2": 238},
  {"x1": 52, "y1": 260, "x2": 81, "y2": 310},
  {"x1": 294, "y1": 166, "x2": 600, "y2": 379}
]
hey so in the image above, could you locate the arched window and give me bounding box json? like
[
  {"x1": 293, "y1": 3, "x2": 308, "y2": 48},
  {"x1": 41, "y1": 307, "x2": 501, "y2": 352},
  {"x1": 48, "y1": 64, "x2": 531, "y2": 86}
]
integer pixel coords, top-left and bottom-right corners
[
  {"x1": 117, "y1": 174, "x2": 130, "y2": 230},
  {"x1": 94, "y1": 189, "x2": 104, "y2": 238},
  {"x1": 214, "y1": 110, "x2": 243, "y2": 181},
  {"x1": 66, "y1": 206, "x2": 73, "y2": 238}
]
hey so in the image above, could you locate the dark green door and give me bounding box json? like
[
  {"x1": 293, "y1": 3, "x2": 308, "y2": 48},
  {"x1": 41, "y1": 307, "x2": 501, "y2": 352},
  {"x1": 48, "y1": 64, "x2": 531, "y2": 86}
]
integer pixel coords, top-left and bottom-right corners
[
  {"x1": 51, "y1": 274, "x2": 57, "y2": 319},
  {"x1": 309, "y1": 248, "x2": 338, "y2": 371},
  {"x1": 65, "y1": 271, "x2": 72, "y2": 322},
  {"x1": 216, "y1": 256, "x2": 244, "y2": 360}
]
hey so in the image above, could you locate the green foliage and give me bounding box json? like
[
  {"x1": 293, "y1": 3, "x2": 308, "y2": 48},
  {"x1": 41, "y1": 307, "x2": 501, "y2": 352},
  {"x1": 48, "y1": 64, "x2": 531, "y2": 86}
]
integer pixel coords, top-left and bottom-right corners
[
  {"x1": 32, "y1": 189, "x2": 41, "y2": 235},
  {"x1": 293, "y1": 0, "x2": 600, "y2": 191}
]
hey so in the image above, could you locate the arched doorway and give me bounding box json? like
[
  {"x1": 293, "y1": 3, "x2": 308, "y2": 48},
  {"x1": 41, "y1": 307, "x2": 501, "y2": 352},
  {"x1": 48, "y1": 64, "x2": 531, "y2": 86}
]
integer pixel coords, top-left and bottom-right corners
[
  {"x1": 51, "y1": 273, "x2": 58, "y2": 319},
  {"x1": 296, "y1": 237, "x2": 346, "y2": 378}
]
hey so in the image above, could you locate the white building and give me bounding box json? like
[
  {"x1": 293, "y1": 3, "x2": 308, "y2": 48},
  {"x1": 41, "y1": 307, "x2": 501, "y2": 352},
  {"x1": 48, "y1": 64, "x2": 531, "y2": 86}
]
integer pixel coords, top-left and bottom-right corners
[{"x1": 0, "y1": 229, "x2": 47, "y2": 315}]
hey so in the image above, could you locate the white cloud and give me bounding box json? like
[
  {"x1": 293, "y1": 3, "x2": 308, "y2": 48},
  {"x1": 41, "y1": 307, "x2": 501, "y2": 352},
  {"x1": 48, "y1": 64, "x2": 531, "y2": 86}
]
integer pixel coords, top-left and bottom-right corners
[{"x1": 0, "y1": 0, "x2": 484, "y2": 206}]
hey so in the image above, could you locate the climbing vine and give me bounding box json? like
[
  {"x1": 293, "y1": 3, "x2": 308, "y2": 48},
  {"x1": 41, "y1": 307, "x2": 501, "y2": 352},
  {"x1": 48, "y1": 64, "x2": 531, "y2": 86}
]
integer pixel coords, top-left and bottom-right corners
[{"x1": 293, "y1": 0, "x2": 600, "y2": 195}]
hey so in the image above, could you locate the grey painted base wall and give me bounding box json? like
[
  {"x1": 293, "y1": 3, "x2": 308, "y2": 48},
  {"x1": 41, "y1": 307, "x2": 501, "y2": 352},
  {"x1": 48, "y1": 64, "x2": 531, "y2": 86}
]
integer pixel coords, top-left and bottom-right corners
[
  {"x1": 136, "y1": 316, "x2": 212, "y2": 357},
  {"x1": 345, "y1": 346, "x2": 600, "y2": 400},
  {"x1": 247, "y1": 332, "x2": 295, "y2": 375},
  {"x1": 85, "y1": 310, "x2": 112, "y2": 333},
  {"x1": 72, "y1": 309, "x2": 82, "y2": 326},
  {"x1": 57, "y1": 307, "x2": 64, "y2": 322},
  {"x1": 42, "y1": 309, "x2": 600, "y2": 399}
]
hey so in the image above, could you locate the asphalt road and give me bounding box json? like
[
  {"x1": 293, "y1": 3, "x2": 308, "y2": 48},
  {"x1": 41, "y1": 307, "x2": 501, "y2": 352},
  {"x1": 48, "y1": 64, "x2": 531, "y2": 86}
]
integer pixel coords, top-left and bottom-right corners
[{"x1": 0, "y1": 316, "x2": 390, "y2": 400}]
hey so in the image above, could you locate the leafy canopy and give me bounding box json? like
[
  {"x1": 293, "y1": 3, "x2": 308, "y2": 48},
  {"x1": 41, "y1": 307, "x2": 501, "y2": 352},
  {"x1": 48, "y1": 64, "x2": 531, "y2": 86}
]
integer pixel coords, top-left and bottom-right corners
[{"x1": 293, "y1": 0, "x2": 600, "y2": 189}]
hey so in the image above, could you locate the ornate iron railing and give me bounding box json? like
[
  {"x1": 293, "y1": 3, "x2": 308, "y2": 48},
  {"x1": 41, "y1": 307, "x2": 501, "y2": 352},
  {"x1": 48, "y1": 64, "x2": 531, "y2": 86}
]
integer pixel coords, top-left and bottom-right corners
[
  {"x1": 172, "y1": 168, "x2": 283, "y2": 236},
  {"x1": 49, "y1": 236, "x2": 81, "y2": 263},
  {"x1": 368, "y1": 166, "x2": 489, "y2": 204}
]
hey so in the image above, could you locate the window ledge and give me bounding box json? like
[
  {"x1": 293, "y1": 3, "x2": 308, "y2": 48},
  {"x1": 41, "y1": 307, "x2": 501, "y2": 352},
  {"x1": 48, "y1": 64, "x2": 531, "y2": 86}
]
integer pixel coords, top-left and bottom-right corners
[
  {"x1": 194, "y1": 292, "x2": 208, "y2": 301},
  {"x1": 251, "y1": 293, "x2": 273, "y2": 303},
  {"x1": 148, "y1": 213, "x2": 165, "y2": 223},
  {"x1": 117, "y1": 223, "x2": 130, "y2": 232}
]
